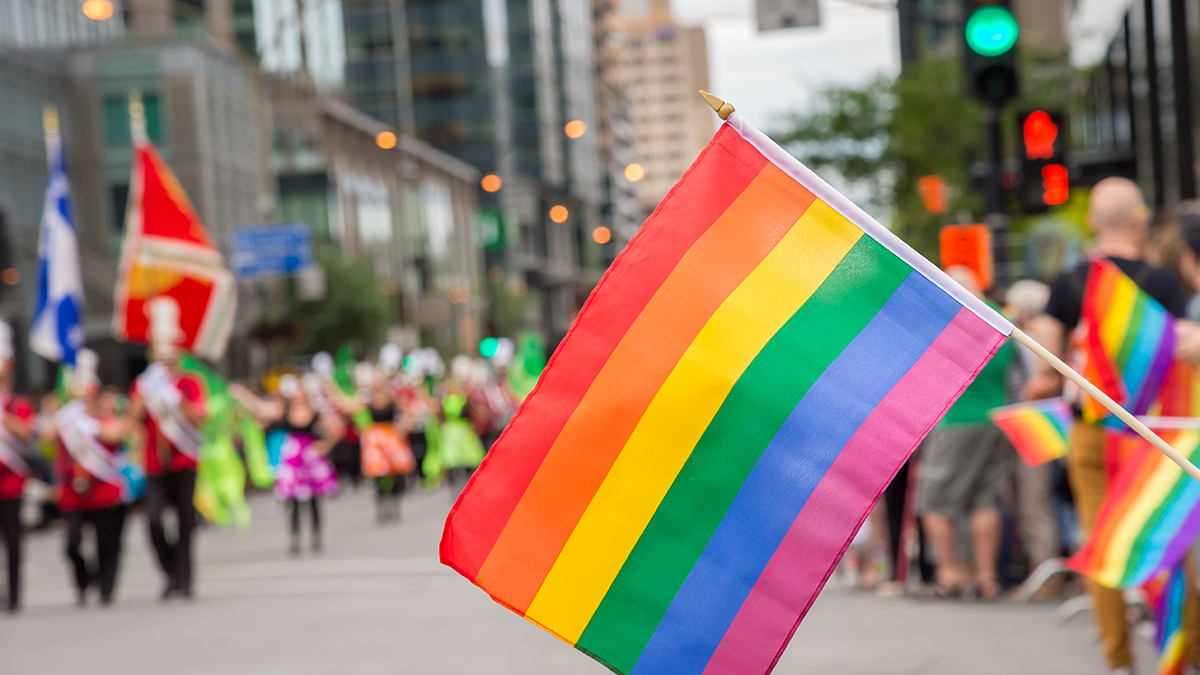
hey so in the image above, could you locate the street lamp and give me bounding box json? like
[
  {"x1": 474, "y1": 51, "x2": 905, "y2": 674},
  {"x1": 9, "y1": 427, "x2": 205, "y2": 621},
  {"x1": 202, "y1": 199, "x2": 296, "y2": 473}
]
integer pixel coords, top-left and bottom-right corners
[
  {"x1": 623, "y1": 163, "x2": 645, "y2": 182},
  {"x1": 481, "y1": 174, "x2": 502, "y2": 192},
  {"x1": 549, "y1": 205, "x2": 569, "y2": 223},
  {"x1": 375, "y1": 131, "x2": 397, "y2": 149},
  {"x1": 564, "y1": 120, "x2": 586, "y2": 139},
  {"x1": 82, "y1": 0, "x2": 114, "y2": 20}
]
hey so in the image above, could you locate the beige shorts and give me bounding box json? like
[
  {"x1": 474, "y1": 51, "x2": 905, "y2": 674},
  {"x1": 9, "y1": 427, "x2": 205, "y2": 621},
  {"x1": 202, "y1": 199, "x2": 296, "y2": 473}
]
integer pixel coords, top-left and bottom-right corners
[{"x1": 917, "y1": 423, "x2": 1011, "y2": 517}]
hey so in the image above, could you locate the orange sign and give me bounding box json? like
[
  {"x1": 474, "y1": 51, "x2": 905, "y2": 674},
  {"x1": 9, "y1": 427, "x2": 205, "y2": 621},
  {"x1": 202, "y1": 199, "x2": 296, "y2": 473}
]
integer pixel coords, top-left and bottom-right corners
[
  {"x1": 917, "y1": 175, "x2": 949, "y2": 214},
  {"x1": 940, "y1": 224, "x2": 993, "y2": 290}
]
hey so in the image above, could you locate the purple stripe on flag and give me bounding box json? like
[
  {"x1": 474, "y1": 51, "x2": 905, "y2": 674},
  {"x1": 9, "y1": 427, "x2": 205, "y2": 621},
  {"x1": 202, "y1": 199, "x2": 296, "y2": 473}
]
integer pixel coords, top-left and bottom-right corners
[{"x1": 699, "y1": 308, "x2": 1004, "y2": 675}]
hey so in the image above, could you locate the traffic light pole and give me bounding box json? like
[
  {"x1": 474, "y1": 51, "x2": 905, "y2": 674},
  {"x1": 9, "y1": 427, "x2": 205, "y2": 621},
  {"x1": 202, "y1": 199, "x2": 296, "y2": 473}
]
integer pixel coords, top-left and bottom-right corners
[{"x1": 984, "y1": 105, "x2": 1008, "y2": 288}]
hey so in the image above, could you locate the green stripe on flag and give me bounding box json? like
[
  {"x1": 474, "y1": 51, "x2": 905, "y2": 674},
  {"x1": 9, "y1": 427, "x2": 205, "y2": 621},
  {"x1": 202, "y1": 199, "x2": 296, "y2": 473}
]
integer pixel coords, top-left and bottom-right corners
[{"x1": 576, "y1": 235, "x2": 913, "y2": 672}]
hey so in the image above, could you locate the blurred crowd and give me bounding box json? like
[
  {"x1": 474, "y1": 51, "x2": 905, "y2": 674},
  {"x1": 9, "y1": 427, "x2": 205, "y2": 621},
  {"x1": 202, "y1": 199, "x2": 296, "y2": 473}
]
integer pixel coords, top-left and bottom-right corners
[
  {"x1": 0, "y1": 308, "x2": 542, "y2": 612},
  {"x1": 841, "y1": 179, "x2": 1200, "y2": 673}
]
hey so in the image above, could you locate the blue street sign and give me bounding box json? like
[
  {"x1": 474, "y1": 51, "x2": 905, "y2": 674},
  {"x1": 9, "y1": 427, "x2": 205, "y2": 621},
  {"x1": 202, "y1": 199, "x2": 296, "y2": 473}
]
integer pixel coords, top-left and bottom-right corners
[{"x1": 230, "y1": 222, "x2": 313, "y2": 279}]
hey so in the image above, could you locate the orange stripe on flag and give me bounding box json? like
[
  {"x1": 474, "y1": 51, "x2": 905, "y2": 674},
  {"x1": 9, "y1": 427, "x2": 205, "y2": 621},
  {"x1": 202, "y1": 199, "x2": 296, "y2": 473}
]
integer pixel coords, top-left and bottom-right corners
[{"x1": 473, "y1": 164, "x2": 818, "y2": 613}]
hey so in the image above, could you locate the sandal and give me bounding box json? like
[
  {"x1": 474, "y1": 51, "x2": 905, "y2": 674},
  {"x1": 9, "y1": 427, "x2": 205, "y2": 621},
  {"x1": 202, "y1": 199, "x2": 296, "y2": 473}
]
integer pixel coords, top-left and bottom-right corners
[
  {"x1": 919, "y1": 582, "x2": 965, "y2": 601},
  {"x1": 973, "y1": 580, "x2": 1003, "y2": 602}
]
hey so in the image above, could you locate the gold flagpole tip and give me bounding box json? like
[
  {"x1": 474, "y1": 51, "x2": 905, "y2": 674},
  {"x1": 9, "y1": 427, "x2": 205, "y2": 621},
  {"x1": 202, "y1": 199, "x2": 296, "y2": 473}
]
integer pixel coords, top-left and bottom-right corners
[
  {"x1": 42, "y1": 104, "x2": 60, "y2": 135},
  {"x1": 699, "y1": 91, "x2": 735, "y2": 120}
]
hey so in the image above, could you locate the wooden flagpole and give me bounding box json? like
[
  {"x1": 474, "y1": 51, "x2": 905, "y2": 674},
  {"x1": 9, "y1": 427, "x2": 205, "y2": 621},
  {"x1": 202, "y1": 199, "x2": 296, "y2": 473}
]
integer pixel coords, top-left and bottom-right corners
[
  {"x1": 699, "y1": 90, "x2": 1200, "y2": 485},
  {"x1": 1010, "y1": 327, "x2": 1200, "y2": 483}
]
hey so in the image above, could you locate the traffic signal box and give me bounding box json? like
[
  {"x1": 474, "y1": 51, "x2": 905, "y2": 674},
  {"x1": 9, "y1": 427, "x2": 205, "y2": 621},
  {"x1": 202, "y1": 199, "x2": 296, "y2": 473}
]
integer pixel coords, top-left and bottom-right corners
[
  {"x1": 962, "y1": 0, "x2": 1019, "y2": 106},
  {"x1": 1017, "y1": 109, "x2": 1069, "y2": 213},
  {"x1": 940, "y1": 224, "x2": 994, "y2": 291}
]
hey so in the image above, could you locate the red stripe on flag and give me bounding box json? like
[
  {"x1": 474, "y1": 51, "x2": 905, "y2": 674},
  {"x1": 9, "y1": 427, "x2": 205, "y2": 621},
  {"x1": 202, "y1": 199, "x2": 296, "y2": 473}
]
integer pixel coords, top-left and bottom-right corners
[{"x1": 440, "y1": 126, "x2": 769, "y2": 580}]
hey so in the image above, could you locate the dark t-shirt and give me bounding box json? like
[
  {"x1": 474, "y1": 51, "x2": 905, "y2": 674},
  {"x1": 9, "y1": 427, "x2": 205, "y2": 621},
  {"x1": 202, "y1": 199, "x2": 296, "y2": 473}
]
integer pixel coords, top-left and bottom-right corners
[{"x1": 1045, "y1": 257, "x2": 1187, "y2": 331}]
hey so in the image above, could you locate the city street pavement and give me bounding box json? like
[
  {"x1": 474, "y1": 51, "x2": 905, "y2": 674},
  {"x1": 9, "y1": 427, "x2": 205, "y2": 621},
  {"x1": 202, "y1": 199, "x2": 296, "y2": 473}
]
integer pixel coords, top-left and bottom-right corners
[{"x1": 0, "y1": 483, "x2": 1150, "y2": 674}]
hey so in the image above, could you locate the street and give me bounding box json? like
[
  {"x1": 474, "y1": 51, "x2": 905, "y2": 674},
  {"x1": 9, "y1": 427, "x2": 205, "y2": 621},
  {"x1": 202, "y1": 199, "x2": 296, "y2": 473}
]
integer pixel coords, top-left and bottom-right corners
[{"x1": 0, "y1": 484, "x2": 1150, "y2": 675}]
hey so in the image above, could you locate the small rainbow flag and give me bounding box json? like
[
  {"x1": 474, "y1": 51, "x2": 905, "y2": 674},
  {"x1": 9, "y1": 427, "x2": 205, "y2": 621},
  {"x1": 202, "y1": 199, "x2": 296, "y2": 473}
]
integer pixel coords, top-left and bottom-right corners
[
  {"x1": 1143, "y1": 563, "x2": 1188, "y2": 675},
  {"x1": 441, "y1": 114, "x2": 1011, "y2": 675},
  {"x1": 1079, "y1": 257, "x2": 1175, "y2": 424},
  {"x1": 1069, "y1": 429, "x2": 1200, "y2": 588},
  {"x1": 989, "y1": 398, "x2": 1072, "y2": 467}
]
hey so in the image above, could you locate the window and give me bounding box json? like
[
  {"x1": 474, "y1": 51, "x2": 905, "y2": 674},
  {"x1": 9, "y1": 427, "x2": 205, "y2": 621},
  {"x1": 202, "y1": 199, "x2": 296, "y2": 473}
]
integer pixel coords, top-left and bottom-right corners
[
  {"x1": 104, "y1": 93, "x2": 163, "y2": 147},
  {"x1": 110, "y1": 183, "x2": 129, "y2": 233}
]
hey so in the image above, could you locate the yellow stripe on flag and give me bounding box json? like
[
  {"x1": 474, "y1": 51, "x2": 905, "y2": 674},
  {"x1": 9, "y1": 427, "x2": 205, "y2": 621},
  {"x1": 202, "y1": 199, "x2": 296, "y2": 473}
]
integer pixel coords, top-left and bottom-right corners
[
  {"x1": 1095, "y1": 455, "x2": 1183, "y2": 586},
  {"x1": 523, "y1": 200, "x2": 862, "y2": 641},
  {"x1": 1099, "y1": 278, "x2": 1136, "y2": 358}
]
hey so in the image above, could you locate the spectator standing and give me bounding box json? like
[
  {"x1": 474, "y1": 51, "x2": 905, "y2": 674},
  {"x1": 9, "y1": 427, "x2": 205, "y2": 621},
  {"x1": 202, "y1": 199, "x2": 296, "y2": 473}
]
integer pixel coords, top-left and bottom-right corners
[
  {"x1": 917, "y1": 266, "x2": 1014, "y2": 600},
  {"x1": 1030, "y1": 178, "x2": 1198, "y2": 672}
]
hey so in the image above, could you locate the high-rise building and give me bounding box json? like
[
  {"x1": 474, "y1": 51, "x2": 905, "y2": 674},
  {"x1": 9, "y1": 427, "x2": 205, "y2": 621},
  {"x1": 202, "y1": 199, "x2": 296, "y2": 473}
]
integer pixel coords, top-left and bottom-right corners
[
  {"x1": 342, "y1": 0, "x2": 635, "y2": 341},
  {"x1": 617, "y1": 6, "x2": 713, "y2": 213}
]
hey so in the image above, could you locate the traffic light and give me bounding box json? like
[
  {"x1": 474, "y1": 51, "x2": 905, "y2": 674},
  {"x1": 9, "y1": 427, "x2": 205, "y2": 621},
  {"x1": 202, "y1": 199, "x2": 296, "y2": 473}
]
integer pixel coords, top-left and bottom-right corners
[
  {"x1": 962, "y1": 0, "x2": 1019, "y2": 106},
  {"x1": 1017, "y1": 109, "x2": 1069, "y2": 212}
]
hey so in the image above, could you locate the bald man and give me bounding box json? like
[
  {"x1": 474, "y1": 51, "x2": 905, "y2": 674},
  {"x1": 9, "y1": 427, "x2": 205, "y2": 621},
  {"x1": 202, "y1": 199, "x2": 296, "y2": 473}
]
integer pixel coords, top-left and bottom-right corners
[{"x1": 1029, "y1": 177, "x2": 1194, "y2": 673}]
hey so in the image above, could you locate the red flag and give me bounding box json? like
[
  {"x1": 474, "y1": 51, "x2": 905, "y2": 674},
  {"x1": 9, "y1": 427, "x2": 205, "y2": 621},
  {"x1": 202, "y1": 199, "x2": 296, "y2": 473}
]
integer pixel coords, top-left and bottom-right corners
[{"x1": 114, "y1": 141, "x2": 236, "y2": 360}]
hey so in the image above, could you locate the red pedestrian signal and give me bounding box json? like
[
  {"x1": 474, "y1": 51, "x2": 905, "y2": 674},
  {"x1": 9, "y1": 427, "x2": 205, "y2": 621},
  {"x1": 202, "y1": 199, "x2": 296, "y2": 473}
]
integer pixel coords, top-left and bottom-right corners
[
  {"x1": 1017, "y1": 109, "x2": 1068, "y2": 213},
  {"x1": 1042, "y1": 164, "x2": 1069, "y2": 205},
  {"x1": 1023, "y1": 111, "x2": 1057, "y2": 160}
]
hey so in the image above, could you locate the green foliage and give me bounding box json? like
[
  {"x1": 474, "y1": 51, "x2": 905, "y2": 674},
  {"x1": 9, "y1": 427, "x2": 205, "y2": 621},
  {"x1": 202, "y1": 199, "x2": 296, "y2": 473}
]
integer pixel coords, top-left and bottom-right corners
[
  {"x1": 775, "y1": 58, "x2": 984, "y2": 258},
  {"x1": 289, "y1": 246, "x2": 392, "y2": 355}
]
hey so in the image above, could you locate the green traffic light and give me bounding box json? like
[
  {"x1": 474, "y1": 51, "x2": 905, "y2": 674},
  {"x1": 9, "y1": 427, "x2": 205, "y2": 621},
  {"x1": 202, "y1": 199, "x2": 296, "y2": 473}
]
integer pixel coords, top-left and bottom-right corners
[{"x1": 965, "y1": 6, "x2": 1019, "y2": 57}]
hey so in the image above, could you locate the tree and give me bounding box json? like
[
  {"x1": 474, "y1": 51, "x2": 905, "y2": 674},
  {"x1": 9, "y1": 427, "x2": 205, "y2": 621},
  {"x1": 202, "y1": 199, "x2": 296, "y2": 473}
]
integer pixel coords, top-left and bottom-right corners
[
  {"x1": 289, "y1": 246, "x2": 392, "y2": 355},
  {"x1": 775, "y1": 58, "x2": 984, "y2": 258}
]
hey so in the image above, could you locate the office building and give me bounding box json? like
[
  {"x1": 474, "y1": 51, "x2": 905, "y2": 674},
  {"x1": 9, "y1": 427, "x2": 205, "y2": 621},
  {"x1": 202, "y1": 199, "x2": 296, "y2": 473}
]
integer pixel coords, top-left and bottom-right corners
[
  {"x1": 617, "y1": 14, "x2": 712, "y2": 213},
  {"x1": 269, "y1": 74, "x2": 485, "y2": 354},
  {"x1": 342, "y1": 0, "x2": 634, "y2": 342}
]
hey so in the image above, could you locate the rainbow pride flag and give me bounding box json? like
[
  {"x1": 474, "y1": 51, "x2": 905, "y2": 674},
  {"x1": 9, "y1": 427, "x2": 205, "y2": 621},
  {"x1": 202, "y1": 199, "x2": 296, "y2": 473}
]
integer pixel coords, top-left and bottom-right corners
[
  {"x1": 1079, "y1": 257, "x2": 1175, "y2": 424},
  {"x1": 1069, "y1": 429, "x2": 1200, "y2": 588},
  {"x1": 989, "y1": 398, "x2": 1072, "y2": 467},
  {"x1": 1143, "y1": 563, "x2": 1188, "y2": 675},
  {"x1": 440, "y1": 114, "x2": 1011, "y2": 675}
]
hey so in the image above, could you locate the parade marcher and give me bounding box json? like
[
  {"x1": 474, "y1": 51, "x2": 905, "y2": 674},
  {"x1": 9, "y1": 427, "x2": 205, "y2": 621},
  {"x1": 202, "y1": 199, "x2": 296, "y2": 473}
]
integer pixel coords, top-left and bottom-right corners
[
  {"x1": 916, "y1": 266, "x2": 1014, "y2": 600},
  {"x1": 0, "y1": 321, "x2": 36, "y2": 613},
  {"x1": 233, "y1": 374, "x2": 344, "y2": 555},
  {"x1": 1030, "y1": 178, "x2": 1199, "y2": 672},
  {"x1": 54, "y1": 350, "x2": 129, "y2": 607},
  {"x1": 126, "y1": 298, "x2": 207, "y2": 600},
  {"x1": 361, "y1": 370, "x2": 415, "y2": 523},
  {"x1": 423, "y1": 363, "x2": 486, "y2": 487}
]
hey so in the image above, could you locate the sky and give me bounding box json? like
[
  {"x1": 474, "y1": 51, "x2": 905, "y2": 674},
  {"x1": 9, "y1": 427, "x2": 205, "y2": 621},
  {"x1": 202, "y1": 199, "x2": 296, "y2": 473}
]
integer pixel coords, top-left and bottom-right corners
[{"x1": 672, "y1": 0, "x2": 901, "y2": 127}]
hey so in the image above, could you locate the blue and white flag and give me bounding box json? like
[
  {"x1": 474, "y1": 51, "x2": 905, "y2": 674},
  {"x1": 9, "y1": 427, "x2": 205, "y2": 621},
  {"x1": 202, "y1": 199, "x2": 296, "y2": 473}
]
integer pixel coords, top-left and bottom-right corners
[{"x1": 30, "y1": 109, "x2": 84, "y2": 365}]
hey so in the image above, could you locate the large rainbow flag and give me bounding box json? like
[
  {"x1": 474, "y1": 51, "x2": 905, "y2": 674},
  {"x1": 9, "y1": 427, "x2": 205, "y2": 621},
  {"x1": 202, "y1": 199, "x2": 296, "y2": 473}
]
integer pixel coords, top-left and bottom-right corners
[
  {"x1": 1079, "y1": 257, "x2": 1175, "y2": 424},
  {"x1": 440, "y1": 114, "x2": 1011, "y2": 675},
  {"x1": 989, "y1": 398, "x2": 1072, "y2": 467},
  {"x1": 1069, "y1": 429, "x2": 1200, "y2": 588},
  {"x1": 1143, "y1": 562, "x2": 1188, "y2": 675},
  {"x1": 113, "y1": 138, "x2": 236, "y2": 360}
]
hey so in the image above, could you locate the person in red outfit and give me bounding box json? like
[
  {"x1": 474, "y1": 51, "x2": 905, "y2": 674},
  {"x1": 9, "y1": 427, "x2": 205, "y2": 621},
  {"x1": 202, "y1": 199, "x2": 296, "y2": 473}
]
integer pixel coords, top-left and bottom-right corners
[
  {"x1": 125, "y1": 298, "x2": 207, "y2": 600},
  {"x1": 0, "y1": 320, "x2": 36, "y2": 613},
  {"x1": 53, "y1": 350, "x2": 128, "y2": 607}
]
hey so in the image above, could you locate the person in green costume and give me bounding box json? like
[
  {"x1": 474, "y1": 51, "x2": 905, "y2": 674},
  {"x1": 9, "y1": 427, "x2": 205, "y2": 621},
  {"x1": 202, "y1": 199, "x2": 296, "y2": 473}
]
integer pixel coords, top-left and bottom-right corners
[
  {"x1": 179, "y1": 359, "x2": 272, "y2": 528},
  {"x1": 421, "y1": 384, "x2": 485, "y2": 487}
]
